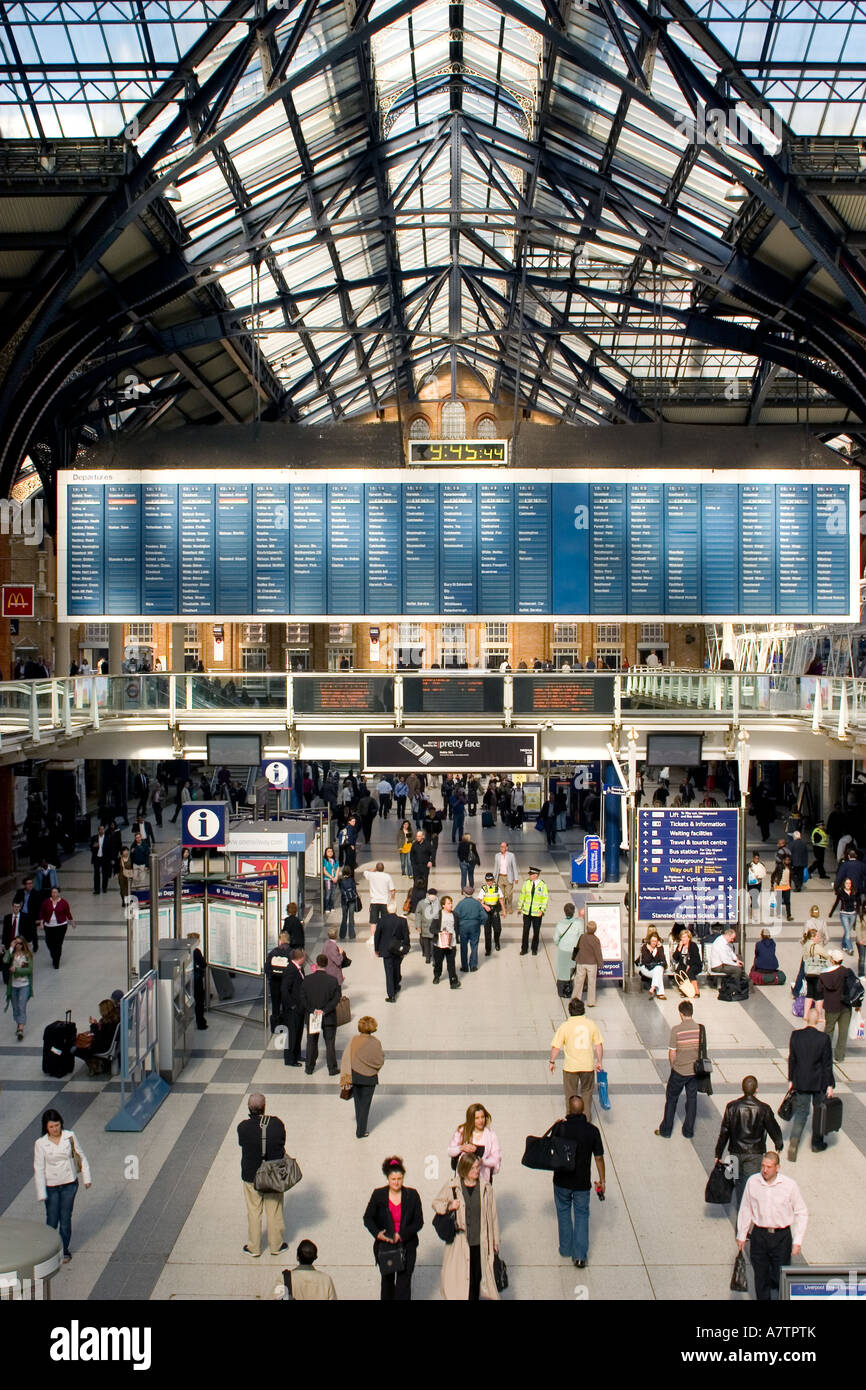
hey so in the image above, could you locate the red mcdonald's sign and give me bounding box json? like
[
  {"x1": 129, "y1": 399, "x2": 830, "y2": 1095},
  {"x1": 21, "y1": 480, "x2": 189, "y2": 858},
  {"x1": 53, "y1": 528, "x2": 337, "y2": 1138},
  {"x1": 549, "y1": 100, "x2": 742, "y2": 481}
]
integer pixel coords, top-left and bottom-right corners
[{"x1": 1, "y1": 584, "x2": 34, "y2": 617}]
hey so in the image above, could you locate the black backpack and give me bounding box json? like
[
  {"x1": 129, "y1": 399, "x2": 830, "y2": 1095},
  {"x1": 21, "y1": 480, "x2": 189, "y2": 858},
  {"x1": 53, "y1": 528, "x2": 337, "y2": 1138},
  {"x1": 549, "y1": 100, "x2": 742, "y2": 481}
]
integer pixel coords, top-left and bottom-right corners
[
  {"x1": 718, "y1": 974, "x2": 750, "y2": 1003},
  {"x1": 842, "y1": 969, "x2": 865, "y2": 1009}
]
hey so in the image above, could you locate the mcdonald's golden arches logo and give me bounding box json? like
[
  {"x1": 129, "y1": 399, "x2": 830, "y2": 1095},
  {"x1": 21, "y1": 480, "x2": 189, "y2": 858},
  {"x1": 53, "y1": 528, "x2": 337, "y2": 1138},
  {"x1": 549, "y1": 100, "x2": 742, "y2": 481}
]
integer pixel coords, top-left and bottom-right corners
[{"x1": 1, "y1": 584, "x2": 34, "y2": 617}]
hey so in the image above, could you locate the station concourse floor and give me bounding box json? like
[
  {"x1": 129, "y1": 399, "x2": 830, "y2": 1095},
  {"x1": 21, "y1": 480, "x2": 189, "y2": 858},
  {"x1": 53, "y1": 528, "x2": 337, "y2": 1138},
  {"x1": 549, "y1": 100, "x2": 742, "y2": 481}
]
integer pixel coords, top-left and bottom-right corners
[{"x1": 2, "y1": 810, "x2": 865, "y2": 1302}]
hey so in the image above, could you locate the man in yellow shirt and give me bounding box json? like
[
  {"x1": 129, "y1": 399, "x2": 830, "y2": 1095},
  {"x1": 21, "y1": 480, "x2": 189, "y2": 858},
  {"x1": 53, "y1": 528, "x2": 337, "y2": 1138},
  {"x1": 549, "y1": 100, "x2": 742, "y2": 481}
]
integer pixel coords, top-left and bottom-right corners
[{"x1": 549, "y1": 1000, "x2": 604, "y2": 1120}]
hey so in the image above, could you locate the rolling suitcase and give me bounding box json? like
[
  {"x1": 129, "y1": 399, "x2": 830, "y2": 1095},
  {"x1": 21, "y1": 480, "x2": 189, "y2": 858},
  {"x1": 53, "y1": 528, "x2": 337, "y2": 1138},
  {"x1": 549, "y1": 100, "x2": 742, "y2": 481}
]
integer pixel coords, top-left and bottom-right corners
[
  {"x1": 42, "y1": 1010, "x2": 76, "y2": 1077},
  {"x1": 815, "y1": 1095, "x2": 843, "y2": 1138},
  {"x1": 481, "y1": 810, "x2": 494, "y2": 828}
]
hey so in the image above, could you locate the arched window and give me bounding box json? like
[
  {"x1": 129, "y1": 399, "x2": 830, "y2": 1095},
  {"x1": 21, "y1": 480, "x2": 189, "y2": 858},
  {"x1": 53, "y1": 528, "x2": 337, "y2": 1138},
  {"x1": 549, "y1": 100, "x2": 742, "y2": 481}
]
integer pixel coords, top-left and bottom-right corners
[
  {"x1": 475, "y1": 415, "x2": 498, "y2": 438},
  {"x1": 441, "y1": 400, "x2": 466, "y2": 438},
  {"x1": 409, "y1": 415, "x2": 431, "y2": 439}
]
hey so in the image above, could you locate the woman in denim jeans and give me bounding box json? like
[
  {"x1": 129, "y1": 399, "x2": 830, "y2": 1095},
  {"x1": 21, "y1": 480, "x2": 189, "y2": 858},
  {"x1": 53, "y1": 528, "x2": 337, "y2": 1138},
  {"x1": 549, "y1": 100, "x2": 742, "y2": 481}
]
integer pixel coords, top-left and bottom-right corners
[
  {"x1": 457, "y1": 833, "x2": 481, "y2": 892},
  {"x1": 34, "y1": 1109, "x2": 91, "y2": 1263},
  {"x1": 828, "y1": 877, "x2": 860, "y2": 955},
  {"x1": 322, "y1": 845, "x2": 339, "y2": 911},
  {"x1": 339, "y1": 868, "x2": 359, "y2": 941}
]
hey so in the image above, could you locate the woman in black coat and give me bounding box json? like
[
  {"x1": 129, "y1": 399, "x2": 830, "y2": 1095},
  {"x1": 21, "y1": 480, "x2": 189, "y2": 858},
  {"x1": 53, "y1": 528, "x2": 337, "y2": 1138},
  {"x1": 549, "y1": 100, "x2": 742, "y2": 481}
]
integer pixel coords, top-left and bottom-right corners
[
  {"x1": 282, "y1": 903, "x2": 305, "y2": 952},
  {"x1": 671, "y1": 927, "x2": 702, "y2": 997},
  {"x1": 363, "y1": 1156, "x2": 424, "y2": 1301}
]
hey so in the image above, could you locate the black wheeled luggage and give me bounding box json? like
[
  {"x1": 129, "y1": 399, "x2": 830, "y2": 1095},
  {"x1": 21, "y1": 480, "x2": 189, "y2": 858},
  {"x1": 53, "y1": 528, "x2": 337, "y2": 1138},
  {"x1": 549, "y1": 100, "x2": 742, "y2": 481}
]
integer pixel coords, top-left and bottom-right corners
[
  {"x1": 815, "y1": 1095, "x2": 843, "y2": 1138},
  {"x1": 42, "y1": 1010, "x2": 76, "y2": 1077}
]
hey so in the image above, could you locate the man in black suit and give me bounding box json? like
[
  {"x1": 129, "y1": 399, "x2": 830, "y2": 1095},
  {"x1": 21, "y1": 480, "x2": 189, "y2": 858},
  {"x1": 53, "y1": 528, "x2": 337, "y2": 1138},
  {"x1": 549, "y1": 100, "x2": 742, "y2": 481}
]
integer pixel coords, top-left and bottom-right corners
[
  {"x1": 15, "y1": 878, "x2": 38, "y2": 952},
  {"x1": 236, "y1": 1092, "x2": 288, "y2": 1258},
  {"x1": 280, "y1": 948, "x2": 306, "y2": 1067},
  {"x1": 302, "y1": 956, "x2": 341, "y2": 1076},
  {"x1": 786, "y1": 1014, "x2": 835, "y2": 1160},
  {"x1": 90, "y1": 824, "x2": 112, "y2": 894},
  {"x1": 130, "y1": 813, "x2": 155, "y2": 846},
  {"x1": 374, "y1": 909, "x2": 410, "y2": 1003},
  {"x1": 266, "y1": 930, "x2": 292, "y2": 1033},
  {"x1": 133, "y1": 770, "x2": 149, "y2": 818},
  {"x1": 2, "y1": 900, "x2": 27, "y2": 952}
]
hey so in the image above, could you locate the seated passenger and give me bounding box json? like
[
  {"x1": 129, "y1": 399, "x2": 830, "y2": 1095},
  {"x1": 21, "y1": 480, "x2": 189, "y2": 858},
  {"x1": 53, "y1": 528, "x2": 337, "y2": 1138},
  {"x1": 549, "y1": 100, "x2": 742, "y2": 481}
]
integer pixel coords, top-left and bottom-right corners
[
  {"x1": 708, "y1": 927, "x2": 747, "y2": 982},
  {"x1": 639, "y1": 930, "x2": 667, "y2": 999},
  {"x1": 750, "y1": 928, "x2": 784, "y2": 985},
  {"x1": 75, "y1": 999, "x2": 120, "y2": 1075}
]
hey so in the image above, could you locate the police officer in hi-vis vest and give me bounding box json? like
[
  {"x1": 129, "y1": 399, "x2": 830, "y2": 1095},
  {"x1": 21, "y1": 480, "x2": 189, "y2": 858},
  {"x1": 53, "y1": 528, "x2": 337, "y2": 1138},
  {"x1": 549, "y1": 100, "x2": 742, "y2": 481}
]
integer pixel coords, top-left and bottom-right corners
[{"x1": 477, "y1": 873, "x2": 503, "y2": 956}]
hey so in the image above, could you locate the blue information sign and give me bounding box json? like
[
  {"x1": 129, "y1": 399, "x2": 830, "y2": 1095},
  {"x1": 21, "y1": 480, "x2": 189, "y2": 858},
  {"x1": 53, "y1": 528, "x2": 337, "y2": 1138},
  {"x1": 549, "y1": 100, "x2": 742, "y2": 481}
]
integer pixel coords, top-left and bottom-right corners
[
  {"x1": 181, "y1": 801, "x2": 228, "y2": 849},
  {"x1": 637, "y1": 808, "x2": 739, "y2": 922},
  {"x1": 59, "y1": 469, "x2": 856, "y2": 621},
  {"x1": 571, "y1": 835, "x2": 603, "y2": 886},
  {"x1": 261, "y1": 758, "x2": 293, "y2": 789}
]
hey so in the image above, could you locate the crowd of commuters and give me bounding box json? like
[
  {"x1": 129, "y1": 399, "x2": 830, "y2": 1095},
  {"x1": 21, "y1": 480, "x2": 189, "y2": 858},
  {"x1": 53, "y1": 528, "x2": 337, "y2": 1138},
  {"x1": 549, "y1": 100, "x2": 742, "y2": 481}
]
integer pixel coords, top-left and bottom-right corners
[{"x1": 10, "y1": 762, "x2": 866, "y2": 1301}]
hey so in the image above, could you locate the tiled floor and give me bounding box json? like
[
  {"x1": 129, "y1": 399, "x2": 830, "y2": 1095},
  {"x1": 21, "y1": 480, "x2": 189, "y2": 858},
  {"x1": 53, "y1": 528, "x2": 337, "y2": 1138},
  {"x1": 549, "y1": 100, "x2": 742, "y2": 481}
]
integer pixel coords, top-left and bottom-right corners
[{"x1": 2, "y1": 806, "x2": 864, "y2": 1301}]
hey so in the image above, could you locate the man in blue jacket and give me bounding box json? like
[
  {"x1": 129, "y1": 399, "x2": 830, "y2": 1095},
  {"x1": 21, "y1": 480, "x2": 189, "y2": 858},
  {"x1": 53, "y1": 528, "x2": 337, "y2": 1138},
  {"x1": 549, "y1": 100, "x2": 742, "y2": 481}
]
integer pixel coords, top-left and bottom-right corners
[{"x1": 454, "y1": 889, "x2": 486, "y2": 972}]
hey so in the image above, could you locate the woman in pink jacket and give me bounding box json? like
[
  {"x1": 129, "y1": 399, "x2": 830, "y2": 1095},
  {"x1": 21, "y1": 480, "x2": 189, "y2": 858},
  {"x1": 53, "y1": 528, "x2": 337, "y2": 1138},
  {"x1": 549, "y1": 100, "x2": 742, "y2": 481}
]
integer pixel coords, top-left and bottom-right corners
[{"x1": 447, "y1": 1102, "x2": 502, "y2": 1184}]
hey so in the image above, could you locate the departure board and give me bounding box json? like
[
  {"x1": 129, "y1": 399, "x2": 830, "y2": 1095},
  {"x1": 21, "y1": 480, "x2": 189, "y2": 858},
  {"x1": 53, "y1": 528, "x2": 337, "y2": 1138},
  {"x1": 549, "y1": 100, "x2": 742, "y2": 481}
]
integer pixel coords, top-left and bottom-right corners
[
  {"x1": 292, "y1": 676, "x2": 395, "y2": 714},
  {"x1": 512, "y1": 675, "x2": 615, "y2": 714},
  {"x1": 58, "y1": 468, "x2": 857, "y2": 621},
  {"x1": 402, "y1": 676, "x2": 504, "y2": 714}
]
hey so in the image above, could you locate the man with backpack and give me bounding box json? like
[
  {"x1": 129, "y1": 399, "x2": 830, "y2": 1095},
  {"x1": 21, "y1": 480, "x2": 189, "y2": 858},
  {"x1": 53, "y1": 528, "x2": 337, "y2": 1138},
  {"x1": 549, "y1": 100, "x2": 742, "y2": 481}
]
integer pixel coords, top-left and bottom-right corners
[{"x1": 817, "y1": 949, "x2": 864, "y2": 1064}]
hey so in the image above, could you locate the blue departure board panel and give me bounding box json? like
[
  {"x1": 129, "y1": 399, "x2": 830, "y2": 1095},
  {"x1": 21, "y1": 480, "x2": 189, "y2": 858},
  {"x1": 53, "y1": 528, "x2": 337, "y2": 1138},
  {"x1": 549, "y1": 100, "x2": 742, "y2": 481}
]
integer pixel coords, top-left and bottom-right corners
[
  {"x1": 366, "y1": 483, "x2": 402, "y2": 612},
  {"x1": 328, "y1": 483, "x2": 364, "y2": 614},
  {"x1": 216, "y1": 484, "x2": 252, "y2": 614},
  {"x1": 66, "y1": 484, "x2": 104, "y2": 615},
  {"x1": 178, "y1": 484, "x2": 213, "y2": 614},
  {"x1": 440, "y1": 484, "x2": 476, "y2": 613},
  {"x1": 628, "y1": 483, "x2": 664, "y2": 614},
  {"x1": 740, "y1": 483, "x2": 775, "y2": 614},
  {"x1": 290, "y1": 484, "x2": 326, "y2": 613},
  {"x1": 105, "y1": 484, "x2": 140, "y2": 615},
  {"x1": 479, "y1": 482, "x2": 514, "y2": 613},
  {"x1": 637, "y1": 807, "x2": 739, "y2": 922},
  {"x1": 58, "y1": 470, "x2": 856, "y2": 620},
  {"x1": 403, "y1": 482, "x2": 439, "y2": 614},
  {"x1": 590, "y1": 483, "x2": 627, "y2": 613},
  {"x1": 664, "y1": 484, "x2": 700, "y2": 614},
  {"x1": 253, "y1": 484, "x2": 289, "y2": 613},
  {"x1": 516, "y1": 483, "x2": 551, "y2": 613}
]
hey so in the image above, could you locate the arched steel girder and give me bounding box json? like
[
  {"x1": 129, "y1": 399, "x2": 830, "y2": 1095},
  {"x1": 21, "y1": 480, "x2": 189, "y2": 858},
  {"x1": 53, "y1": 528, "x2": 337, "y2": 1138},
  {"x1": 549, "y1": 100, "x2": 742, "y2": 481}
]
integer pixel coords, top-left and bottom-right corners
[{"x1": 2, "y1": 0, "x2": 866, "y2": 483}]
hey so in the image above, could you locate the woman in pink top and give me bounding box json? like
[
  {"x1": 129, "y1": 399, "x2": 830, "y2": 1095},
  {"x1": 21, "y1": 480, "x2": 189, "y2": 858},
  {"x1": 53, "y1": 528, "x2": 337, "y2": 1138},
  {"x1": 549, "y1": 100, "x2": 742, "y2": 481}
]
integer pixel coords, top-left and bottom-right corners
[{"x1": 448, "y1": 1102, "x2": 502, "y2": 1184}]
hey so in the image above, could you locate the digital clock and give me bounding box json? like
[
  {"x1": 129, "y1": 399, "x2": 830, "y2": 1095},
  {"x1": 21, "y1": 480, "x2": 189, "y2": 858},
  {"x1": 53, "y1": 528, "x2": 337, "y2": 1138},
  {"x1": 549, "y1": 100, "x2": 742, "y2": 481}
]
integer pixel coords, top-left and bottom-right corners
[{"x1": 409, "y1": 439, "x2": 508, "y2": 464}]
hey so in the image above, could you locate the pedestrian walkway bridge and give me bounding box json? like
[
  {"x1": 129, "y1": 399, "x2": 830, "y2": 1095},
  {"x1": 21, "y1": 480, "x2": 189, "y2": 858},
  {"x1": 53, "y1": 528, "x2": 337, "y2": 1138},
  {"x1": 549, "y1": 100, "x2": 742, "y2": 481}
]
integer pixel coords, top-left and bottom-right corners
[{"x1": 0, "y1": 669, "x2": 861, "y2": 763}]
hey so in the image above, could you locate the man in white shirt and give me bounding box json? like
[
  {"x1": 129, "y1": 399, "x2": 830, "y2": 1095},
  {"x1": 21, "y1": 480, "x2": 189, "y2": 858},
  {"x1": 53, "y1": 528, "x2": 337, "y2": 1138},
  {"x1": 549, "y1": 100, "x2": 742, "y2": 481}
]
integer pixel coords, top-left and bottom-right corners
[
  {"x1": 708, "y1": 927, "x2": 748, "y2": 983},
  {"x1": 492, "y1": 841, "x2": 519, "y2": 915},
  {"x1": 376, "y1": 778, "x2": 393, "y2": 818},
  {"x1": 736, "y1": 1151, "x2": 807, "y2": 1300},
  {"x1": 360, "y1": 861, "x2": 395, "y2": 930}
]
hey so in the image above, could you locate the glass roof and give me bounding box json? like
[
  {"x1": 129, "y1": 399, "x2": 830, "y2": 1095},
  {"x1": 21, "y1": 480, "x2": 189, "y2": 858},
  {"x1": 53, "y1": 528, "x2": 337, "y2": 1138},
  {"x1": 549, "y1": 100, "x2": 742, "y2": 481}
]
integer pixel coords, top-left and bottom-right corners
[{"x1": 2, "y1": 0, "x2": 864, "y2": 427}]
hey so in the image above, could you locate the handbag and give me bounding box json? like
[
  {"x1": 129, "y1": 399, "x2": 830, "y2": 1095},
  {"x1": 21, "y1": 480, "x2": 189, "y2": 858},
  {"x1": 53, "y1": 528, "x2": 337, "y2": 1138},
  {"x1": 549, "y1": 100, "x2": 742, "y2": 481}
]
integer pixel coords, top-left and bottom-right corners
[
  {"x1": 76, "y1": 1032, "x2": 94, "y2": 1050},
  {"x1": 521, "y1": 1123, "x2": 577, "y2": 1172},
  {"x1": 432, "y1": 1209, "x2": 458, "y2": 1244},
  {"x1": 792, "y1": 995, "x2": 806, "y2": 1018},
  {"x1": 335, "y1": 995, "x2": 351, "y2": 1027},
  {"x1": 596, "y1": 1068, "x2": 611, "y2": 1110},
  {"x1": 340, "y1": 951, "x2": 351, "y2": 968},
  {"x1": 376, "y1": 1243, "x2": 407, "y2": 1275},
  {"x1": 704, "y1": 1160, "x2": 734, "y2": 1205},
  {"x1": 69, "y1": 1134, "x2": 83, "y2": 1174},
  {"x1": 402, "y1": 894, "x2": 412, "y2": 913},
  {"x1": 674, "y1": 970, "x2": 697, "y2": 999},
  {"x1": 695, "y1": 1025, "x2": 713, "y2": 1095},
  {"x1": 254, "y1": 1118, "x2": 303, "y2": 1194},
  {"x1": 493, "y1": 1251, "x2": 508, "y2": 1292},
  {"x1": 339, "y1": 1083, "x2": 353, "y2": 1100},
  {"x1": 778, "y1": 1089, "x2": 794, "y2": 1122},
  {"x1": 730, "y1": 1250, "x2": 749, "y2": 1293}
]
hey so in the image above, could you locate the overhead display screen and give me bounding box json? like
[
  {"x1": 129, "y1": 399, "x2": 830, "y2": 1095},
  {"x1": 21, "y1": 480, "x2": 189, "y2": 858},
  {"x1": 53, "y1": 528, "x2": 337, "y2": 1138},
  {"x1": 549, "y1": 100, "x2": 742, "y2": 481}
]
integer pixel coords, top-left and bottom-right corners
[
  {"x1": 57, "y1": 468, "x2": 857, "y2": 621},
  {"x1": 292, "y1": 676, "x2": 394, "y2": 714},
  {"x1": 512, "y1": 675, "x2": 615, "y2": 714},
  {"x1": 402, "y1": 676, "x2": 503, "y2": 713}
]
